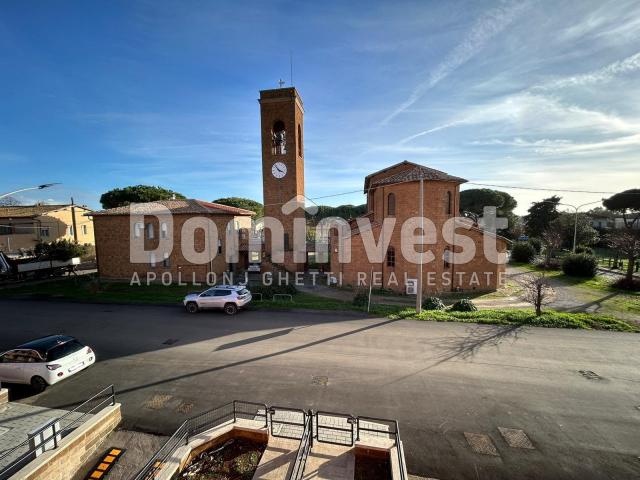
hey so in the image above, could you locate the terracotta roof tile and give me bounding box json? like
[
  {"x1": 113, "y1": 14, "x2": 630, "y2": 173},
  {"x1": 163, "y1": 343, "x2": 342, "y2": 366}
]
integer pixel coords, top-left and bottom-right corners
[
  {"x1": 0, "y1": 204, "x2": 74, "y2": 218},
  {"x1": 90, "y1": 199, "x2": 254, "y2": 216},
  {"x1": 372, "y1": 165, "x2": 467, "y2": 187}
]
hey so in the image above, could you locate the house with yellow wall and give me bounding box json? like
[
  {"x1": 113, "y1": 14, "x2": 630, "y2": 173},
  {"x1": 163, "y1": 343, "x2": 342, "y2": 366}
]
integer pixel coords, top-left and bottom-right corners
[{"x1": 0, "y1": 204, "x2": 94, "y2": 254}]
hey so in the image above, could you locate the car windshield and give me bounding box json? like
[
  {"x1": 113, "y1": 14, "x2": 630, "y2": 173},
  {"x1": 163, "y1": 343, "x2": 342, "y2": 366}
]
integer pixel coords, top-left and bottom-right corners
[{"x1": 47, "y1": 340, "x2": 85, "y2": 361}]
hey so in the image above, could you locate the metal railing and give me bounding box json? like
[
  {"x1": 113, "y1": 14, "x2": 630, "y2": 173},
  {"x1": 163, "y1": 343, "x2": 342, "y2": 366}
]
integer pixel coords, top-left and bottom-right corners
[
  {"x1": 288, "y1": 410, "x2": 313, "y2": 480},
  {"x1": 133, "y1": 400, "x2": 267, "y2": 480},
  {"x1": 0, "y1": 385, "x2": 116, "y2": 480},
  {"x1": 134, "y1": 401, "x2": 407, "y2": 480},
  {"x1": 268, "y1": 406, "x2": 306, "y2": 440}
]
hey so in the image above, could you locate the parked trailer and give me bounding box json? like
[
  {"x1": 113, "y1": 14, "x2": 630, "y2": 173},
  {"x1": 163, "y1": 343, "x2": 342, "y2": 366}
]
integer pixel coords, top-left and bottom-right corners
[{"x1": 0, "y1": 252, "x2": 80, "y2": 280}]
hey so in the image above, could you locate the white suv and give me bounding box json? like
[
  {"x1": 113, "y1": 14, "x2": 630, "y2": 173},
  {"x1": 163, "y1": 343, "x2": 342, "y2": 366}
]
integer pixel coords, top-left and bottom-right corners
[
  {"x1": 0, "y1": 335, "x2": 95, "y2": 392},
  {"x1": 183, "y1": 285, "x2": 252, "y2": 315}
]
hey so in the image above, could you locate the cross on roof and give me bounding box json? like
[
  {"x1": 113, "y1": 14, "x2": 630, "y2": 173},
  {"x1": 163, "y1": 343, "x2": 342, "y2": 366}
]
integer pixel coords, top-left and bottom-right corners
[{"x1": 278, "y1": 79, "x2": 285, "y2": 88}]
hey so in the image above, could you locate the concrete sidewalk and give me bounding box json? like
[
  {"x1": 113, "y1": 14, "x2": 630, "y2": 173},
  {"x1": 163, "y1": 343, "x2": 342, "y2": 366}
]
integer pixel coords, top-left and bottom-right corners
[{"x1": 0, "y1": 401, "x2": 87, "y2": 472}]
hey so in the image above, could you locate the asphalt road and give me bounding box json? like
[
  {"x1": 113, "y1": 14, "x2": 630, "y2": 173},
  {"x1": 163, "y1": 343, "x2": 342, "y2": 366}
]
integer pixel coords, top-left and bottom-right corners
[{"x1": 1, "y1": 299, "x2": 639, "y2": 480}]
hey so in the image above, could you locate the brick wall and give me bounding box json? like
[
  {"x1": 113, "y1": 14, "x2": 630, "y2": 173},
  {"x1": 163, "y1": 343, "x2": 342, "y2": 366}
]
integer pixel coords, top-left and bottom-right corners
[
  {"x1": 12, "y1": 404, "x2": 121, "y2": 480},
  {"x1": 330, "y1": 179, "x2": 507, "y2": 294},
  {"x1": 93, "y1": 213, "x2": 244, "y2": 282}
]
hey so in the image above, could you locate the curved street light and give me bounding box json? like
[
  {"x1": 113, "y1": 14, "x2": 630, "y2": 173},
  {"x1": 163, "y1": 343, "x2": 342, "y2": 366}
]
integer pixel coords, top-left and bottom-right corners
[
  {"x1": 540, "y1": 199, "x2": 603, "y2": 252},
  {"x1": 0, "y1": 183, "x2": 60, "y2": 201}
]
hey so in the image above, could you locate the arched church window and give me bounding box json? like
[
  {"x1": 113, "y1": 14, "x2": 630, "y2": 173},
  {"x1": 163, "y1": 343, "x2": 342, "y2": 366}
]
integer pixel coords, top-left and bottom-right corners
[
  {"x1": 446, "y1": 191, "x2": 452, "y2": 215},
  {"x1": 272, "y1": 120, "x2": 286, "y2": 155},
  {"x1": 387, "y1": 193, "x2": 396, "y2": 216}
]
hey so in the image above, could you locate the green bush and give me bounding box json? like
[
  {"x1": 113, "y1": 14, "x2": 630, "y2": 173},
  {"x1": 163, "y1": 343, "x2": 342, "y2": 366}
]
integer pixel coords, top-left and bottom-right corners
[
  {"x1": 450, "y1": 298, "x2": 477, "y2": 312},
  {"x1": 34, "y1": 239, "x2": 88, "y2": 261},
  {"x1": 352, "y1": 292, "x2": 368, "y2": 307},
  {"x1": 561, "y1": 253, "x2": 598, "y2": 278},
  {"x1": 511, "y1": 242, "x2": 536, "y2": 263},
  {"x1": 423, "y1": 296, "x2": 445, "y2": 310},
  {"x1": 574, "y1": 245, "x2": 594, "y2": 255},
  {"x1": 528, "y1": 237, "x2": 543, "y2": 254}
]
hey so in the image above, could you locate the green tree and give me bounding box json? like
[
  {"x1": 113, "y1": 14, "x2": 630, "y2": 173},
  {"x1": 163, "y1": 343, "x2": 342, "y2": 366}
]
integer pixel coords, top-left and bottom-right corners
[
  {"x1": 100, "y1": 185, "x2": 185, "y2": 209},
  {"x1": 553, "y1": 212, "x2": 599, "y2": 249},
  {"x1": 35, "y1": 239, "x2": 87, "y2": 261},
  {"x1": 212, "y1": 197, "x2": 263, "y2": 217},
  {"x1": 603, "y1": 189, "x2": 640, "y2": 282},
  {"x1": 459, "y1": 188, "x2": 518, "y2": 238},
  {"x1": 306, "y1": 204, "x2": 366, "y2": 222},
  {"x1": 603, "y1": 189, "x2": 640, "y2": 229},
  {"x1": 524, "y1": 196, "x2": 561, "y2": 238}
]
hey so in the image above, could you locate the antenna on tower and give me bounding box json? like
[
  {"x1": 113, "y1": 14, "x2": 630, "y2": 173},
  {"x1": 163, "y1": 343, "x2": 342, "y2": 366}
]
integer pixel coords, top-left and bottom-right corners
[{"x1": 290, "y1": 51, "x2": 294, "y2": 86}]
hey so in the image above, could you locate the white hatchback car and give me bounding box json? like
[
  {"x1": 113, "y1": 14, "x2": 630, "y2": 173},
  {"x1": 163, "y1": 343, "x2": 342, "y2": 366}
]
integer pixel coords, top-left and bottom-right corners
[
  {"x1": 183, "y1": 285, "x2": 252, "y2": 315},
  {"x1": 0, "y1": 335, "x2": 95, "y2": 392}
]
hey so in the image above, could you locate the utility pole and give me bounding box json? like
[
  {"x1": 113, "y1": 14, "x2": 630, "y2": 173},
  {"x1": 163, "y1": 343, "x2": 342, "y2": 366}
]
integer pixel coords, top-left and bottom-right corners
[
  {"x1": 70, "y1": 197, "x2": 78, "y2": 243},
  {"x1": 416, "y1": 177, "x2": 424, "y2": 313}
]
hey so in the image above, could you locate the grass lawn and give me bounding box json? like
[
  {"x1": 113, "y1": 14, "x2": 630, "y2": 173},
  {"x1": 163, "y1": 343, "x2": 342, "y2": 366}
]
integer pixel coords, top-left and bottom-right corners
[
  {"x1": 1, "y1": 274, "x2": 637, "y2": 331},
  {"x1": 391, "y1": 308, "x2": 640, "y2": 332}
]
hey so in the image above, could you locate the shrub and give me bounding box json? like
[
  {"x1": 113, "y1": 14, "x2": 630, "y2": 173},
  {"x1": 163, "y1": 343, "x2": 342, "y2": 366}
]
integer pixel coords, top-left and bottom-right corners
[
  {"x1": 528, "y1": 237, "x2": 543, "y2": 254},
  {"x1": 612, "y1": 277, "x2": 640, "y2": 291},
  {"x1": 536, "y1": 258, "x2": 561, "y2": 270},
  {"x1": 352, "y1": 292, "x2": 368, "y2": 307},
  {"x1": 450, "y1": 298, "x2": 477, "y2": 312},
  {"x1": 561, "y1": 253, "x2": 598, "y2": 278},
  {"x1": 34, "y1": 239, "x2": 88, "y2": 261},
  {"x1": 423, "y1": 296, "x2": 445, "y2": 310},
  {"x1": 511, "y1": 242, "x2": 536, "y2": 263},
  {"x1": 574, "y1": 245, "x2": 594, "y2": 255}
]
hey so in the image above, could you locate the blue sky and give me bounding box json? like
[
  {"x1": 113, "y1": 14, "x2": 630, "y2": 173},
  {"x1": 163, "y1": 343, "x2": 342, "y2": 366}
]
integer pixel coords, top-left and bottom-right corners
[{"x1": 1, "y1": 0, "x2": 639, "y2": 214}]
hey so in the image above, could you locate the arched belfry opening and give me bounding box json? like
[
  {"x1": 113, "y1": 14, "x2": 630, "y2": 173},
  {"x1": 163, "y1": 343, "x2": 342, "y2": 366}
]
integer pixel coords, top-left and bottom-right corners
[{"x1": 272, "y1": 120, "x2": 286, "y2": 155}]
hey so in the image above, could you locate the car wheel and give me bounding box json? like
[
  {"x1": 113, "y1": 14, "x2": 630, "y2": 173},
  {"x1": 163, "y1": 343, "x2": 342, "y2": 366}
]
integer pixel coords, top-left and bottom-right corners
[
  {"x1": 30, "y1": 376, "x2": 47, "y2": 393},
  {"x1": 185, "y1": 302, "x2": 199, "y2": 314},
  {"x1": 224, "y1": 303, "x2": 238, "y2": 315}
]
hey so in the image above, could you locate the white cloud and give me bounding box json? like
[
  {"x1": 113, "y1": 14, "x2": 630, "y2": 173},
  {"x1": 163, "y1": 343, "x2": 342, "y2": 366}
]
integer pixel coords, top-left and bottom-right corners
[
  {"x1": 400, "y1": 92, "x2": 640, "y2": 144},
  {"x1": 534, "y1": 51, "x2": 640, "y2": 90},
  {"x1": 381, "y1": 1, "x2": 529, "y2": 125}
]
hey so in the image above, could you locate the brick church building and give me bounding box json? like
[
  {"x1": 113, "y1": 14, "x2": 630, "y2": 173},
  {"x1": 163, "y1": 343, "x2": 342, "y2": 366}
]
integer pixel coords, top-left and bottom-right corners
[
  {"x1": 259, "y1": 87, "x2": 507, "y2": 293},
  {"x1": 328, "y1": 161, "x2": 508, "y2": 293}
]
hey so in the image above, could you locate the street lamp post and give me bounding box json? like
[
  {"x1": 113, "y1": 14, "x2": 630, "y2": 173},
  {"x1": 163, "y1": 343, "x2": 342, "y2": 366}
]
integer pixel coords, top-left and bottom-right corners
[
  {"x1": 540, "y1": 200, "x2": 603, "y2": 252},
  {"x1": 0, "y1": 183, "x2": 59, "y2": 201}
]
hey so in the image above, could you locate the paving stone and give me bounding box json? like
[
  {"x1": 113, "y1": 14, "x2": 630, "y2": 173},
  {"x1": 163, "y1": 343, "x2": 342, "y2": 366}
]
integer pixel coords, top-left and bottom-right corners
[
  {"x1": 498, "y1": 427, "x2": 535, "y2": 449},
  {"x1": 464, "y1": 432, "x2": 499, "y2": 456}
]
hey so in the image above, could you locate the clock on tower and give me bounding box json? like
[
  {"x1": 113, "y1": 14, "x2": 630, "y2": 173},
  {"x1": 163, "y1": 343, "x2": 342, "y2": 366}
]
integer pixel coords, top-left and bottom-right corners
[{"x1": 259, "y1": 87, "x2": 305, "y2": 272}]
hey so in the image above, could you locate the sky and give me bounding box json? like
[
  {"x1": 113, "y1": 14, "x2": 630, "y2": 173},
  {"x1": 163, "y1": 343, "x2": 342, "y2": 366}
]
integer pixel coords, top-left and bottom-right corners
[{"x1": 1, "y1": 0, "x2": 639, "y2": 215}]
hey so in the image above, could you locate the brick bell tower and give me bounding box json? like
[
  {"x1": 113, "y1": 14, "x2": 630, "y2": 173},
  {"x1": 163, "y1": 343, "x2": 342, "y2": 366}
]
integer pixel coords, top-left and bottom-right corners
[{"x1": 259, "y1": 87, "x2": 306, "y2": 272}]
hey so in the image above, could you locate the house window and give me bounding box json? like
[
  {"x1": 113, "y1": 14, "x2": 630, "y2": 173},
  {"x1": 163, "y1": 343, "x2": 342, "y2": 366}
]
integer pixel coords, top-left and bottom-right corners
[
  {"x1": 386, "y1": 246, "x2": 396, "y2": 267},
  {"x1": 161, "y1": 222, "x2": 168, "y2": 239},
  {"x1": 446, "y1": 191, "x2": 452, "y2": 215},
  {"x1": 81, "y1": 225, "x2": 87, "y2": 235},
  {"x1": 150, "y1": 253, "x2": 156, "y2": 267},
  {"x1": 387, "y1": 193, "x2": 396, "y2": 216},
  {"x1": 146, "y1": 223, "x2": 154, "y2": 239},
  {"x1": 272, "y1": 120, "x2": 286, "y2": 155},
  {"x1": 284, "y1": 233, "x2": 290, "y2": 251},
  {"x1": 217, "y1": 239, "x2": 222, "y2": 255},
  {"x1": 67, "y1": 225, "x2": 74, "y2": 236},
  {"x1": 134, "y1": 222, "x2": 143, "y2": 238},
  {"x1": 298, "y1": 124, "x2": 303, "y2": 157},
  {"x1": 0, "y1": 225, "x2": 12, "y2": 235},
  {"x1": 41, "y1": 227, "x2": 50, "y2": 238},
  {"x1": 444, "y1": 248, "x2": 451, "y2": 268},
  {"x1": 162, "y1": 253, "x2": 170, "y2": 268}
]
